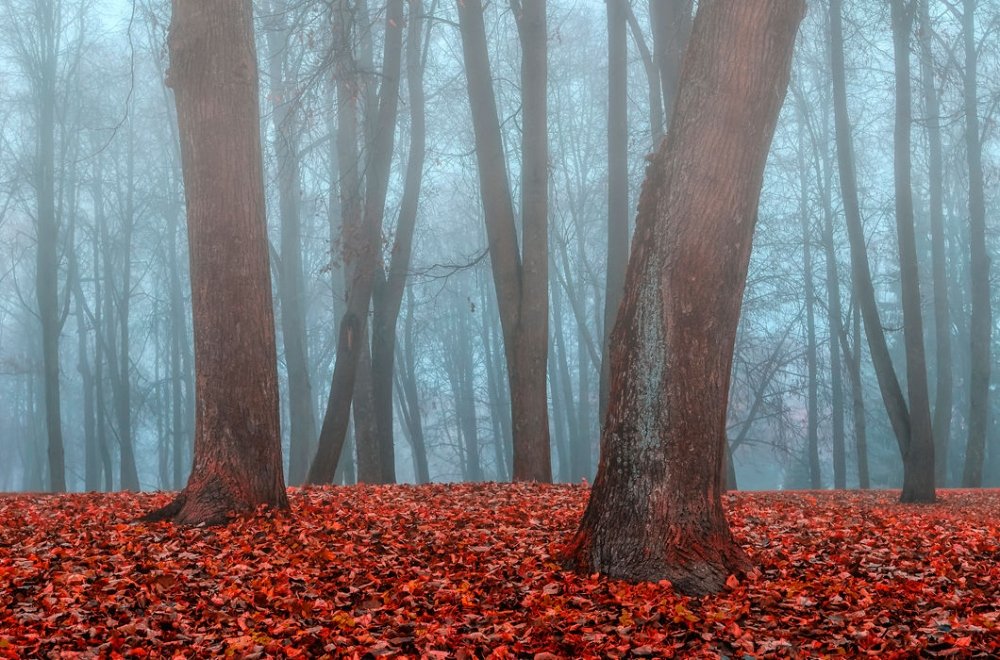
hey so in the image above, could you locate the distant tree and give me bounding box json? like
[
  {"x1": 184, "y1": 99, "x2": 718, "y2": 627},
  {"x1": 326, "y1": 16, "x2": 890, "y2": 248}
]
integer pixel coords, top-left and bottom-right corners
[
  {"x1": 890, "y1": 0, "x2": 936, "y2": 502},
  {"x1": 830, "y1": 0, "x2": 934, "y2": 502},
  {"x1": 143, "y1": 0, "x2": 288, "y2": 524},
  {"x1": 457, "y1": 0, "x2": 551, "y2": 482},
  {"x1": 308, "y1": 0, "x2": 405, "y2": 486},
  {"x1": 960, "y1": 0, "x2": 990, "y2": 488},
  {"x1": 565, "y1": 0, "x2": 803, "y2": 595}
]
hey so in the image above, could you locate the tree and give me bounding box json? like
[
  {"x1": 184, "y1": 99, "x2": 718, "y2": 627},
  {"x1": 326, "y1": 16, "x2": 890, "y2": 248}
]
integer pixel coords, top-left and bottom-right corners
[
  {"x1": 600, "y1": 0, "x2": 628, "y2": 424},
  {"x1": 564, "y1": 0, "x2": 803, "y2": 595},
  {"x1": 960, "y1": 0, "x2": 990, "y2": 488},
  {"x1": 830, "y1": 0, "x2": 934, "y2": 502},
  {"x1": 307, "y1": 0, "x2": 405, "y2": 485},
  {"x1": 143, "y1": 0, "x2": 288, "y2": 524},
  {"x1": 890, "y1": 0, "x2": 936, "y2": 503},
  {"x1": 457, "y1": 0, "x2": 551, "y2": 482}
]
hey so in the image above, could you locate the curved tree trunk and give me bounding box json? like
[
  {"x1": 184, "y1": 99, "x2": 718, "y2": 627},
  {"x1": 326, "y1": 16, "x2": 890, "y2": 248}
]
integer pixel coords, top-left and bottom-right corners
[
  {"x1": 565, "y1": 0, "x2": 803, "y2": 596},
  {"x1": 143, "y1": 0, "x2": 288, "y2": 524}
]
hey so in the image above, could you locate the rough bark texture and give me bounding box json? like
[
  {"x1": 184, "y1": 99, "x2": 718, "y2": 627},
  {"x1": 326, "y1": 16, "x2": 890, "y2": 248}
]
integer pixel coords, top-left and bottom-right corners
[
  {"x1": 961, "y1": 0, "x2": 990, "y2": 488},
  {"x1": 891, "y1": 0, "x2": 936, "y2": 503},
  {"x1": 458, "y1": 0, "x2": 551, "y2": 482},
  {"x1": 143, "y1": 0, "x2": 289, "y2": 524},
  {"x1": 565, "y1": 0, "x2": 803, "y2": 596}
]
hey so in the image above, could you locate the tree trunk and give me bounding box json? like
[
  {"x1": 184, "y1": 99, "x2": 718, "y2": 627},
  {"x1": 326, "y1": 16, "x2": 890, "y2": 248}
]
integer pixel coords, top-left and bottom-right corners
[
  {"x1": 649, "y1": 0, "x2": 692, "y2": 129},
  {"x1": 891, "y1": 0, "x2": 936, "y2": 503},
  {"x1": 264, "y1": 6, "x2": 317, "y2": 486},
  {"x1": 961, "y1": 0, "x2": 990, "y2": 488},
  {"x1": 918, "y1": 0, "x2": 953, "y2": 487},
  {"x1": 600, "y1": 0, "x2": 628, "y2": 425},
  {"x1": 308, "y1": 0, "x2": 404, "y2": 485},
  {"x1": 34, "y1": 2, "x2": 65, "y2": 492},
  {"x1": 458, "y1": 0, "x2": 551, "y2": 482},
  {"x1": 565, "y1": 0, "x2": 803, "y2": 595},
  {"x1": 370, "y1": 0, "x2": 430, "y2": 486},
  {"x1": 831, "y1": 0, "x2": 931, "y2": 500},
  {"x1": 143, "y1": 0, "x2": 288, "y2": 524},
  {"x1": 797, "y1": 107, "x2": 821, "y2": 490}
]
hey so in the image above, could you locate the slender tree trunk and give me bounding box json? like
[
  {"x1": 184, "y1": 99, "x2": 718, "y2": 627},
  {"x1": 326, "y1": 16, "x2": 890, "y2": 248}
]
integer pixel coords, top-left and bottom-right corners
[
  {"x1": 797, "y1": 107, "x2": 822, "y2": 489},
  {"x1": 458, "y1": 0, "x2": 551, "y2": 481},
  {"x1": 918, "y1": 0, "x2": 953, "y2": 487},
  {"x1": 600, "y1": 0, "x2": 629, "y2": 425},
  {"x1": 265, "y1": 8, "x2": 317, "y2": 486},
  {"x1": 308, "y1": 0, "x2": 405, "y2": 485},
  {"x1": 566, "y1": 0, "x2": 803, "y2": 595},
  {"x1": 831, "y1": 0, "x2": 931, "y2": 500},
  {"x1": 649, "y1": 0, "x2": 692, "y2": 129},
  {"x1": 961, "y1": 0, "x2": 990, "y2": 488},
  {"x1": 370, "y1": 0, "x2": 430, "y2": 486},
  {"x1": 397, "y1": 286, "x2": 429, "y2": 483},
  {"x1": 142, "y1": 0, "x2": 288, "y2": 523},
  {"x1": 34, "y1": 3, "x2": 65, "y2": 492},
  {"x1": 891, "y1": 0, "x2": 936, "y2": 503}
]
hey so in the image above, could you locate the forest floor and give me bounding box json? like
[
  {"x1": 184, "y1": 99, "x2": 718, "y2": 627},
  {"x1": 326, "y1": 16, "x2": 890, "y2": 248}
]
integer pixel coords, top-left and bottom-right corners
[{"x1": 0, "y1": 485, "x2": 997, "y2": 658}]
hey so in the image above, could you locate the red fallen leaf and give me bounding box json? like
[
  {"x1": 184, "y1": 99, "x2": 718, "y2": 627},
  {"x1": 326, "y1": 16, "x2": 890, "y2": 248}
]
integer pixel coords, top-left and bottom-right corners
[{"x1": 0, "y1": 487, "x2": 998, "y2": 657}]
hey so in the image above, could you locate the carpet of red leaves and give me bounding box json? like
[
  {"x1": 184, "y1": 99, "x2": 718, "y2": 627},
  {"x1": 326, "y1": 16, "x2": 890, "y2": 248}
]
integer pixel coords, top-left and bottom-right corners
[{"x1": 1, "y1": 485, "x2": 998, "y2": 658}]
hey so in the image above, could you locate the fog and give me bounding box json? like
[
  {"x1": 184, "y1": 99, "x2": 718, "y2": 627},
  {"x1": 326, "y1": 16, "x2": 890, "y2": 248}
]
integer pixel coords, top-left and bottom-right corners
[{"x1": 0, "y1": 0, "x2": 997, "y2": 492}]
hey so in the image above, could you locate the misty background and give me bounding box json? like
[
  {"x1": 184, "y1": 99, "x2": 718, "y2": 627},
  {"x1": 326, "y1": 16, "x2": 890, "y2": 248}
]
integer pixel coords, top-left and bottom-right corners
[{"x1": 0, "y1": 0, "x2": 997, "y2": 492}]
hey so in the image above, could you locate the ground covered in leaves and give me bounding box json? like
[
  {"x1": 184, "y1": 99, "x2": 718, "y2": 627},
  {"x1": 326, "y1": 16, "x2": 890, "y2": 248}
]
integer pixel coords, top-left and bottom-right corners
[{"x1": 1, "y1": 486, "x2": 998, "y2": 658}]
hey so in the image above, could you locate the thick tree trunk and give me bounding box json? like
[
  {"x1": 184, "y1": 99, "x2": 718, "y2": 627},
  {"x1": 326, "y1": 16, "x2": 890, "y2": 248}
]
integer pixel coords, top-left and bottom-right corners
[
  {"x1": 891, "y1": 0, "x2": 936, "y2": 503},
  {"x1": 398, "y1": 286, "x2": 429, "y2": 483},
  {"x1": 458, "y1": 0, "x2": 551, "y2": 482},
  {"x1": 600, "y1": 0, "x2": 628, "y2": 425},
  {"x1": 308, "y1": 0, "x2": 404, "y2": 484},
  {"x1": 143, "y1": 0, "x2": 288, "y2": 524},
  {"x1": 961, "y1": 0, "x2": 990, "y2": 488},
  {"x1": 918, "y1": 0, "x2": 953, "y2": 487},
  {"x1": 565, "y1": 0, "x2": 803, "y2": 595}
]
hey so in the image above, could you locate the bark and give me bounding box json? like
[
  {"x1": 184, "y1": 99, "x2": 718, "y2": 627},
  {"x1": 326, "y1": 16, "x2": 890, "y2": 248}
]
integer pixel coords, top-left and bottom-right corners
[
  {"x1": 961, "y1": 0, "x2": 990, "y2": 488},
  {"x1": 848, "y1": 302, "x2": 870, "y2": 488},
  {"x1": 308, "y1": 0, "x2": 404, "y2": 484},
  {"x1": 600, "y1": 0, "x2": 629, "y2": 424},
  {"x1": 143, "y1": 0, "x2": 288, "y2": 524},
  {"x1": 918, "y1": 0, "x2": 953, "y2": 486},
  {"x1": 565, "y1": 0, "x2": 803, "y2": 595},
  {"x1": 458, "y1": 0, "x2": 551, "y2": 481},
  {"x1": 891, "y1": 0, "x2": 936, "y2": 503}
]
